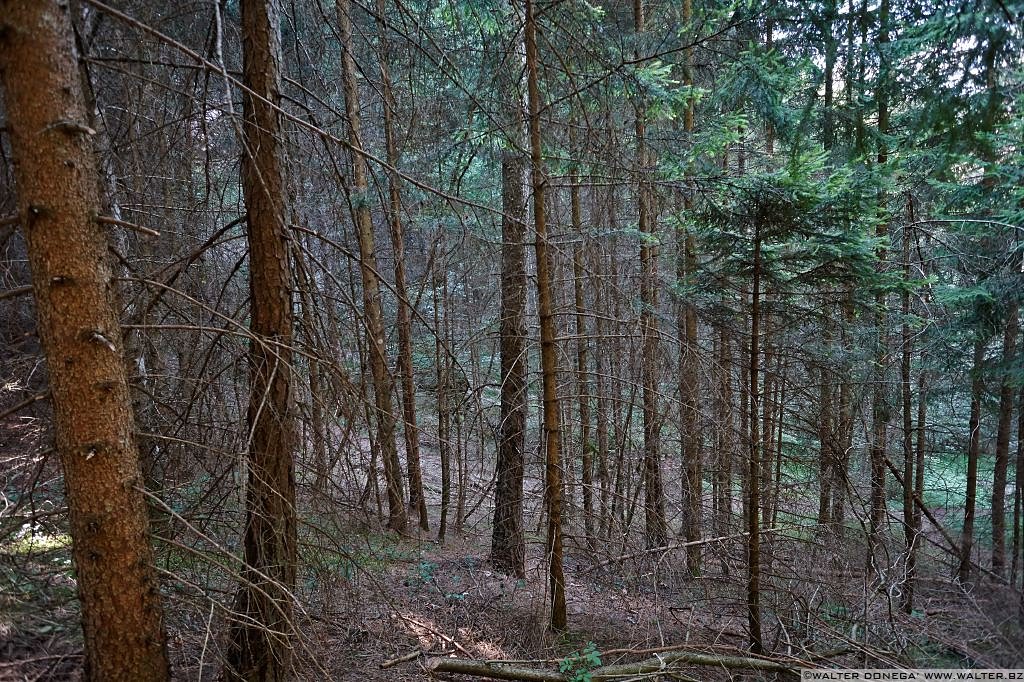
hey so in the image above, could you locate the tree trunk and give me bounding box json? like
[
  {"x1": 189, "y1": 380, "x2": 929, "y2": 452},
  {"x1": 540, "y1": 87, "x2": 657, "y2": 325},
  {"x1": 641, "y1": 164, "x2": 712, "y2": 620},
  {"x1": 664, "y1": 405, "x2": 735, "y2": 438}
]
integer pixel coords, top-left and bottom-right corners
[
  {"x1": 817, "y1": 359, "x2": 833, "y2": 526},
  {"x1": 833, "y1": 293, "x2": 855, "y2": 532},
  {"x1": 992, "y1": 303, "x2": 1018, "y2": 573},
  {"x1": 595, "y1": 244, "x2": 612, "y2": 539},
  {"x1": 295, "y1": 250, "x2": 330, "y2": 494},
  {"x1": 678, "y1": 0, "x2": 701, "y2": 573},
  {"x1": 868, "y1": 0, "x2": 890, "y2": 569},
  {"x1": 1012, "y1": 387, "x2": 1023, "y2": 588},
  {"x1": 435, "y1": 252, "x2": 451, "y2": 542},
  {"x1": 747, "y1": 223, "x2": 764, "y2": 654},
  {"x1": 374, "y1": 0, "x2": 428, "y2": 531},
  {"x1": 913, "y1": 370, "x2": 927, "y2": 589},
  {"x1": 900, "y1": 218, "x2": 915, "y2": 613},
  {"x1": 760, "y1": 338, "x2": 776, "y2": 530},
  {"x1": 491, "y1": 148, "x2": 528, "y2": 577},
  {"x1": 338, "y1": 0, "x2": 407, "y2": 533},
  {"x1": 715, "y1": 324, "x2": 734, "y2": 535},
  {"x1": 769, "y1": 363, "x2": 786, "y2": 529},
  {"x1": 0, "y1": 2, "x2": 171, "y2": 678},
  {"x1": 226, "y1": 0, "x2": 299, "y2": 678},
  {"x1": 571, "y1": 168, "x2": 595, "y2": 549},
  {"x1": 634, "y1": 0, "x2": 668, "y2": 550},
  {"x1": 524, "y1": 0, "x2": 566, "y2": 630},
  {"x1": 958, "y1": 335, "x2": 987, "y2": 584}
]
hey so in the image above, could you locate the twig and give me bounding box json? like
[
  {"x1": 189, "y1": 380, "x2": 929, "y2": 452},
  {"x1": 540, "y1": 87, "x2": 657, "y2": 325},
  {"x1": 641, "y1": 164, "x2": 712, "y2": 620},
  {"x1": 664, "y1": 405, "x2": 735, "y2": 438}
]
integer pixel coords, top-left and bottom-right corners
[
  {"x1": 0, "y1": 285, "x2": 32, "y2": 302},
  {"x1": 0, "y1": 391, "x2": 47, "y2": 422},
  {"x1": 380, "y1": 649, "x2": 424, "y2": 669},
  {"x1": 95, "y1": 215, "x2": 160, "y2": 237}
]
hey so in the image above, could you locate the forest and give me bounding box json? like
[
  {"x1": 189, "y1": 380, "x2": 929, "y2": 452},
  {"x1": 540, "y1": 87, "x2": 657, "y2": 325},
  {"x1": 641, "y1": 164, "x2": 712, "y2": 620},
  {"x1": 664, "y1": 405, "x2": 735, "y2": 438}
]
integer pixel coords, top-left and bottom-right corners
[{"x1": 0, "y1": 0, "x2": 1022, "y2": 679}]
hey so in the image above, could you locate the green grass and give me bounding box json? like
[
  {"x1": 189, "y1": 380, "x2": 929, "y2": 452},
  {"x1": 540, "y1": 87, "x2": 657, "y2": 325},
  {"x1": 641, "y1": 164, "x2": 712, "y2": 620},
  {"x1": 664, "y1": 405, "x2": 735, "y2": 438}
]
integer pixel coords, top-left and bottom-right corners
[{"x1": 1, "y1": 529, "x2": 71, "y2": 555}]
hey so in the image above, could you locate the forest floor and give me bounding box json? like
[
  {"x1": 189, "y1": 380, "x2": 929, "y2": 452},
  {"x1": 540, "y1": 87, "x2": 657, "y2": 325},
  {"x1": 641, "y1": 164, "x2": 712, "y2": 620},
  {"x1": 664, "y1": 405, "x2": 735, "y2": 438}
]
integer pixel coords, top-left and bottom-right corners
[{"x1": 2, "y1": 416, "x2": 1023, "y2": 680}]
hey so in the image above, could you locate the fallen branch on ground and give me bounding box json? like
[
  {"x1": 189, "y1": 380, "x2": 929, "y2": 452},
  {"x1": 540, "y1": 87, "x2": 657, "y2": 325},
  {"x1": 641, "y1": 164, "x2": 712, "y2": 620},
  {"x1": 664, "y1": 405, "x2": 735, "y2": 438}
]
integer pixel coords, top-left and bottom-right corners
[{"x1": 424, "y1": 649, "x2": 803, "y2": 680}]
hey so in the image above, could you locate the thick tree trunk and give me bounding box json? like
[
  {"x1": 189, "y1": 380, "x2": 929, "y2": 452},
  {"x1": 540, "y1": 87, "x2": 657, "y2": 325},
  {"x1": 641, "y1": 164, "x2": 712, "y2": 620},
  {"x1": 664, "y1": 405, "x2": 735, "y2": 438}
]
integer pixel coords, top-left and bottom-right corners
[
  {"x1": 992, "y1": 303, "x2": 1018, "y2": 573},
  {"x1": 958, "y1": 335, "x2": 987, "y2": 584},
  {"x1": 338, "y1": 0, "x2": 407, "y2": 533},
  {"x1": 226, "y1": 0, "x2": 299, "y2": 678},
  {"x1": 524, "y1": 0, "x2": 567, "y2": 630},
  {"x1": 374, "y1": 0, "x2": 428, "y2": 531},
  {"x1": 0, "y1": 2, "x2": 171, "y2": 678},
  {"x1": 678, "y1": 0, "x2": 702, "y2": 574}
]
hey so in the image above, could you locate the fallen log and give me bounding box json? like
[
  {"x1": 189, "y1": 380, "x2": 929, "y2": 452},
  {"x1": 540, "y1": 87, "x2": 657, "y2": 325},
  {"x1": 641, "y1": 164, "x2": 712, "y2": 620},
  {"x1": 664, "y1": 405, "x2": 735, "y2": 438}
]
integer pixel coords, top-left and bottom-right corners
[
  {"x1": 593, "y1": 651, "x2": 799, "y2": 677},
  {"x1": 424, "y1": 657, "x2": 564, "y2": 681},
  {"x1": 425, "y1": 650, "x2": 801, "y2": 680}
]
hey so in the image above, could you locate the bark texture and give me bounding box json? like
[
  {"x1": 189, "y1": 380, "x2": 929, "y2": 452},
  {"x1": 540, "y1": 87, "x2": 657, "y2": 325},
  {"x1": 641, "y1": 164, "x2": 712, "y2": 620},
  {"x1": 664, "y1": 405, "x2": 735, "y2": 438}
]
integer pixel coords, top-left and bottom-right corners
[
  {"x1": 491, "y1": 148, "x2": 528, "y2": 577},
  {"x1": 524, "y1": 0, "x2": 567, "y2": 629},
  {"x1": 0, "y1": 1, "x2": 171, "y2": 679},
  {"x1": 226, "y1": 0, "x2": 299, "y2": 678}
]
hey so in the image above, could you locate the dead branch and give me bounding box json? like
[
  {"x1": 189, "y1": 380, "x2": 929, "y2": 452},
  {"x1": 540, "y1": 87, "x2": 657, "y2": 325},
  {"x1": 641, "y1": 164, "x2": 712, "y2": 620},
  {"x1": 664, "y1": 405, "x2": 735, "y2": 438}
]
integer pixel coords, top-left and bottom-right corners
[
  {"x1": 94, "y1": 215, "x2": 160, "y2": 237},
  {"x1": 0, "y1": 285, "x2": 33, "y2": 302},
  {"x1": 424, "y1": 650, "x2": 803, "y2": 681}
]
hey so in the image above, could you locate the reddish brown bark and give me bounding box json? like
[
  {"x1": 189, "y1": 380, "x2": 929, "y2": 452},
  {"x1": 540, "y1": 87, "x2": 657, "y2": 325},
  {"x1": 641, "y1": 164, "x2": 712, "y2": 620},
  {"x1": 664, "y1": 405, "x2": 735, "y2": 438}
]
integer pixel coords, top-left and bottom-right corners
[
  {"x1": 678, "y1": 0, "x2": 702, "y2": 573},
  {"x1": 524, "y1": 0, "x2": 566, "y2": 629},
  {"x1": 0, "y1": 2, "x2": 171, "y2": 678},
  {"x1": 226, "y1": 0, "x2": 299, "y2": 678}
]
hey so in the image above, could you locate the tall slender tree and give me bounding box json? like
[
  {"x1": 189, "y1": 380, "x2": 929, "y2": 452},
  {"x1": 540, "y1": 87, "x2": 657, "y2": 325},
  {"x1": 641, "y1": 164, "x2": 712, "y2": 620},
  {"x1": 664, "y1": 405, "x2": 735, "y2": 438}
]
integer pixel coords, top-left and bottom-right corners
[
  {"x1": 226, "y1": 0, "x2": 299, "y2": 677},
  {"x1": 991, "y1": 303, "x2": 1018, "y2": 573},
  {"x1": 338, "y1": 0, "x2": 407, "y2": 533},
  {"x1": 959, "y1": 334, "x2": 988, "y2": 583},
  {"x1": 374, "y1": 0, "x2": 428, "y2": 531},
  {"x1": 634, "y1": 0, "x2": 668, "y2": 550},
  {"x1": 867, "y1": 0, "x2": 890, "y2": 568},
  {"x1": 678, "y1": 0, "x2": 702, "y2": 573},
  {"x1": 524, "y1": 0, "x2": 567, "y2": 629}
]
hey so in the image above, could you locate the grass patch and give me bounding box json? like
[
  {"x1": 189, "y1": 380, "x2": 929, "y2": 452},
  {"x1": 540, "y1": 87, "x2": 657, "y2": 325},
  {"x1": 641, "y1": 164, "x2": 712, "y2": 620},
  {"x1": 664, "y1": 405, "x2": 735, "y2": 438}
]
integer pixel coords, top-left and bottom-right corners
[{"x1": 1, "y1": 528, "x2": 71, "y2": 556}]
